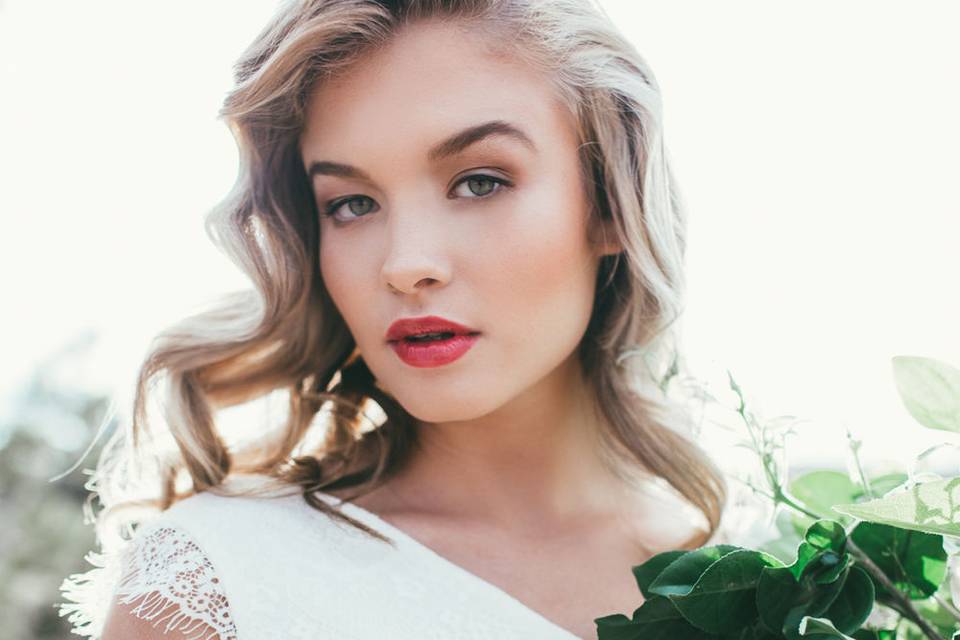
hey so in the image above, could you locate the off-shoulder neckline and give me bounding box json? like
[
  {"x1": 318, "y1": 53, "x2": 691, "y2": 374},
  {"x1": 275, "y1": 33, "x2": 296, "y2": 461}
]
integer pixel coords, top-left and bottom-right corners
[{"x1": 314, "y1": 491, "x2": 584, "y2": 640}]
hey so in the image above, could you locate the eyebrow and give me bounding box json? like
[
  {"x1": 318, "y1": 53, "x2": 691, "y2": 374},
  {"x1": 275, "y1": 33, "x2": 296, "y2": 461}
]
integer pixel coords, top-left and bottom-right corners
[{"x1": 306, "y1": 120, "x2": 536, "y2": 182}]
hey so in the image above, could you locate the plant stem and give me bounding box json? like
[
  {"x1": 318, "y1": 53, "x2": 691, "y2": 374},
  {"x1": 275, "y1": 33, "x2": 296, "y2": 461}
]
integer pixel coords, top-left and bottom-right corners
[
  {"x1": 730, "y1": 474, "x2": 777, "y2": 502},
  {"x1": 845, "y1": 427, "x2": 875, "y2": 500},
  {"x1": 845, "y1": 538, "x2": 947, "y2": 640}
]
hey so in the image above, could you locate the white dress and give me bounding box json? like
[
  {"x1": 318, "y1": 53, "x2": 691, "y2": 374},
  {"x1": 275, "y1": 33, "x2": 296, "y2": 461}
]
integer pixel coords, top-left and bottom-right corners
[{"x1": 57, "y1": 474, "x2": 586, "y2": 639}]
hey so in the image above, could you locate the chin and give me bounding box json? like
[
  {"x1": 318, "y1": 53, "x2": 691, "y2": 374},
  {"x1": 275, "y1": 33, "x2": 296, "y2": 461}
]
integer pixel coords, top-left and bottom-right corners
[
  {"x1": 389, "y1": 386, "x2": 500, "y2": 424},
  {"x1": 399, "y1": 398, "x2": 484, "y2": 424}
]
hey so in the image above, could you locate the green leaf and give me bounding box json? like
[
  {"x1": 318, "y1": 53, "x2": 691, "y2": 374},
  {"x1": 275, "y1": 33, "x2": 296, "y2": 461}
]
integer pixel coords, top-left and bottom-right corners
[
  {"x1": 667, "y1": 548, "x2": 784, "y2": 634},
  {"x1": 790, "y1": 471, "x2": 860, "y2": 528},
  {"x1": 631, "y1": 550, "x2": 690, "y2": 599},
  {"x1": 804, "y1": 551, "x2": 852, "y2": 587},
  {"x1": 787, "y1": 541, "x2": 819, "y2": 580},
  {"x1": 849, "y1": 521, "x2": 947, "y2": 599},
  {"x1": 786, "y1": 472, "x2": 910, "y2": 540},
  {"x1": 863, "y1": 473, "x2": 909, "y2": 499},
  {"x1": 722, "y1": 624, "x2": 783, "y2": 640},
  {"x1": 792, "y1": 521, "x2": 853, "y2": 587},
  {"x1": 648, "y1": 544, "x2": 742, "y2": 597},
  {"x1": 757, "y1": 562, "x2": 848, "y2": 638},
  {"x1": 596, "y1": 594, "x2": 720, "y2": 640},
  {"x1": 594, "y1": 613, "x2": 644, "y2": 640},
  {"x1": 832, "y1": 476, "x2": 960, "y2": 539},
  {"x1": 821, "y1": 566, "x2": 875, "y2": 633},
  {"x1": 805, "y1": 520, "x2": 848, "y2": 554},
  {"x1": 796, "y1": 616, "x2": 857, "y2": 639},
  {"x1": 757, "y1": 565, "x2": 804, "y2": 634},
  {"x1": 805, "y1": 563, "x2": 852, "y2": 612},
  {"x1": 892, "y1": 355, "x2": 960, "y2": 433}
]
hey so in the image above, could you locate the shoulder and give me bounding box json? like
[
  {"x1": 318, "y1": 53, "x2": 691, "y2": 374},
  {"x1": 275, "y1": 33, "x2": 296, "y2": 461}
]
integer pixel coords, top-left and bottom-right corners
[
  {"x1": 153, "y1": 474, "x2": 316, "y2": 542},
  {"x1": 60, "y1": 476, "x2": 301, "y2": 640},
  {"x1": 61, "y1": 476, "x2": 380, "y2": 639},
  {"x1": 101, "y1": 592, "x2": 225, "y2": 640},
  {"x1": 100, "y1": 522, "x2": 238, "y2": 640}
]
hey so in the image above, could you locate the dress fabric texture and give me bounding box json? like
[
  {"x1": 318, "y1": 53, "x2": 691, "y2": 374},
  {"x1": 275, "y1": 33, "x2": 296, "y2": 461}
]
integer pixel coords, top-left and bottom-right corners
[{"x1": 57, "y1": 474, "x2": 585, "y2": 639}]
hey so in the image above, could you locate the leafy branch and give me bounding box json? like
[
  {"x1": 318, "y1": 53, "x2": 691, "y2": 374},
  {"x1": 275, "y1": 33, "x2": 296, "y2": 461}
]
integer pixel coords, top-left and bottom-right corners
[
  {"x1": 727, "y1": 371, "x2": 952, "y2": 640},
  {"x1": 593, "y1": 355, "x2": 960, "y2": 640}
]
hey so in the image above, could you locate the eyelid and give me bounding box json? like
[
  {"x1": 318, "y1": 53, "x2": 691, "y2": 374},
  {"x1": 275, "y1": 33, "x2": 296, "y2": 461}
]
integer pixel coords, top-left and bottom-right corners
[
  {"x1": 323, "y1": 194, "x2": 378, "y2": 220},
  {"x1": 446, "y1": 171, "x2": 512, "y2": 199},
  {"x1": 322, "y1": 171, "x2": 513, "y2": 223}
]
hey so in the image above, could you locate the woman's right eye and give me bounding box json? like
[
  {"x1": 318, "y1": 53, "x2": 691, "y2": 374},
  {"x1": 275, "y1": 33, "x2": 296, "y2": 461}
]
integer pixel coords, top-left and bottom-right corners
[{"x1": 323, "y1": 195, "x2": 378, "y2": 222}]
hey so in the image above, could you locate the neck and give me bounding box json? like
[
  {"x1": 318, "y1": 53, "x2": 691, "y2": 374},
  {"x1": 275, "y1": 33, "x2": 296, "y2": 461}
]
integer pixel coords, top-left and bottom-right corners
[{"x1": 384, "y1": 356, "x2": 638, "y2": 534}]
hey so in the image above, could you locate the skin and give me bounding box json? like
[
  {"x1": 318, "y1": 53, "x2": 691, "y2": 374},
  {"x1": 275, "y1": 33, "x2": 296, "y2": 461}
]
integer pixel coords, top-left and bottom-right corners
[{"x1": 300, "y1": 19, "x2": 688, "y2": 546}]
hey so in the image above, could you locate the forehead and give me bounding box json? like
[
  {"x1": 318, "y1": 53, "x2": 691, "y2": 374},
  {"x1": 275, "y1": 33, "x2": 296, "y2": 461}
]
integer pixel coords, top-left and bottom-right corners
[{"x1": 300, "y1": 20, "x2": 575, "y2": 157}]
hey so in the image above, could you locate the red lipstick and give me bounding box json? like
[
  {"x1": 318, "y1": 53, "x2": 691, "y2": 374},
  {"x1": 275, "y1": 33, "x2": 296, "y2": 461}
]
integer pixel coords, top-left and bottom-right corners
[{"x1": 386, "y1": 315, "x2": 480, "y2": 368}]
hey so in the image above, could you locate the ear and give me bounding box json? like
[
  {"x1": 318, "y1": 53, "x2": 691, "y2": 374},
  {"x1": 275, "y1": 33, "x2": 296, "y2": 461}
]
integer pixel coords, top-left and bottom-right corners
[{"x1": 590, "y1": 217, "x2": 624, "y2": 258}]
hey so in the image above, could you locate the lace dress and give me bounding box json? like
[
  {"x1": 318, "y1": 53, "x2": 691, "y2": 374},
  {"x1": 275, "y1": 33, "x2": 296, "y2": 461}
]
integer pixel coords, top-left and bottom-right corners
[{"x1": 57, "y1": 474, "x2": 589, "y2": 639}]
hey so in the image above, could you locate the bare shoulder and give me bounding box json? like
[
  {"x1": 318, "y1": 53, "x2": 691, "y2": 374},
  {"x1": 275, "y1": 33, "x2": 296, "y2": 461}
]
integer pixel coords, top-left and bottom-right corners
[{"x1": 100, "y1": 591, "x2": 224, "y2": 640}]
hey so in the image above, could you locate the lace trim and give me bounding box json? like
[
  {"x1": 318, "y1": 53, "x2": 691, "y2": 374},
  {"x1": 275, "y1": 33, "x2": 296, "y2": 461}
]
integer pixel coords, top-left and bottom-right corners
[
  {"x1": 59, "y1": 545, "x2": 124, "y2": 638},
  {"x1": 59, "y1": 525, "x2": 238, "y2": 640}
]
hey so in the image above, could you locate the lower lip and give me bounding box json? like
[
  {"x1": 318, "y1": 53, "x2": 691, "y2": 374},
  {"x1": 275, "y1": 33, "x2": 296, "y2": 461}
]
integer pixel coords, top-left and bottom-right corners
[{"x1": 389, "y1": 334, "x2": 480, "y2": 368}]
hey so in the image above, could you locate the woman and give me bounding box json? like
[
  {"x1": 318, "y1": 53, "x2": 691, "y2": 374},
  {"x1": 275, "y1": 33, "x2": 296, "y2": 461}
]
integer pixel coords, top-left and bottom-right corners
[{"x1": 58, "y1": 0, "x2": 729, "y2": 638}]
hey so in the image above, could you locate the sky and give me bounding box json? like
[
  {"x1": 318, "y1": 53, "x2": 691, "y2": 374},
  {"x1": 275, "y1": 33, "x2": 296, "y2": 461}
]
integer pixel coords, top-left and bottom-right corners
[{"x1": 1, "y1": 1, "x2": 958, "y2": 477}]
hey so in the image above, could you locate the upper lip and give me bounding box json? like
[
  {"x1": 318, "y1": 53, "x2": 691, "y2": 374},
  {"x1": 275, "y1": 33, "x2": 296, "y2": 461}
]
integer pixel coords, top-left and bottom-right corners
[{"x1": 386, "y1": 315, "x2": 480, "y2": 342}]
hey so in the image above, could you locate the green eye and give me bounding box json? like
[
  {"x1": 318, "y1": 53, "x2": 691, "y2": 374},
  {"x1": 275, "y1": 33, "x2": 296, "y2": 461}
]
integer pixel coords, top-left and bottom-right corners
[
  {"x1": 466, "y1": 176, "x2": 496, "y2": 196},
  {"x1": 324, "y1": 195, "x2": 377, "y2": 221},
  {"x1": 345, "y1": 197, "x2": 375, "y2": 216},
  {"x1": 452, "y1": 173, "x2": 511, "y2": 199}
]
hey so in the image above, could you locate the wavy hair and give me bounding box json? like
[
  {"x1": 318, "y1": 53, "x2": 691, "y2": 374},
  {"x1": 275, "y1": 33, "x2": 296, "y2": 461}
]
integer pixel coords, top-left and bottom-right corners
[{"x1": 76, "y1": 0, "x2": 728, "y2": 552}]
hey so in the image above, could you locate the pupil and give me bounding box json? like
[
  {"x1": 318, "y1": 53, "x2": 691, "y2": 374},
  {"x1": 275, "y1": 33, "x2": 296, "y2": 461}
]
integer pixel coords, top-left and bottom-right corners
[
  {"x1": 349, "y1": 197, "x2": 374, "y2": 215},
  {"x1": 468, "y1": 178, "x2": 494, "y2": 196}
]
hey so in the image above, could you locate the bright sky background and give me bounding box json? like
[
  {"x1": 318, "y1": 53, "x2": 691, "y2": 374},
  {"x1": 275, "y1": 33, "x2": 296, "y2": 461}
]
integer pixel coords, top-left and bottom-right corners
[{"x1": 2, "y1": 1, "x2": 958, "y2": 476}]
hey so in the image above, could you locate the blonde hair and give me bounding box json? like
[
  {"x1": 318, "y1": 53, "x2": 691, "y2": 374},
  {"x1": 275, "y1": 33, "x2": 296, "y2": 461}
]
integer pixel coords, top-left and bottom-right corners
[{"x1": 76, "y1": 0, "x2": 727, "y2": 551}]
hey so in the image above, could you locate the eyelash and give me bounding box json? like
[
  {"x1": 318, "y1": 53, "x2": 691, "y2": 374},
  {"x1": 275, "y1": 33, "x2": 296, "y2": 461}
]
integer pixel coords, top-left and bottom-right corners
[{"x1": 321, "y1": 173, "x2": 512, "y2": 223}]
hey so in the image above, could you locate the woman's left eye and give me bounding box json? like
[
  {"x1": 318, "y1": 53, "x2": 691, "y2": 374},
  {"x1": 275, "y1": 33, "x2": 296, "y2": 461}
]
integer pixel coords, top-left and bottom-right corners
[{"x1": 450, "y1": 174, "x2": 511, "y2": 199}]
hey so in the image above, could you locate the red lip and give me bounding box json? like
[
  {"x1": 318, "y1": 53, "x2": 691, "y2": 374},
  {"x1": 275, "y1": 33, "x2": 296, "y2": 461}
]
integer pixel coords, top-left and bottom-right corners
[
  {"x1": 389, "y1": 334, "x2": 480, "y2": 368},
  {"x1": 386, "y1": 315, "x2": 480, "y2": 342}
]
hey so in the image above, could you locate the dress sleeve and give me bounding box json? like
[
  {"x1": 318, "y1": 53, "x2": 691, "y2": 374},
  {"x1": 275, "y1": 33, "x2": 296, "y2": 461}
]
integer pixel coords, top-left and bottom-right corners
[{"x1": 58, "y1": 523, "x2": 239, "y2": 640}]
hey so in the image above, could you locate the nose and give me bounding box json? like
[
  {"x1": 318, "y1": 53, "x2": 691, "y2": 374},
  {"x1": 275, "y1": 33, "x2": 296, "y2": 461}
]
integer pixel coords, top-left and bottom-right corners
[{"x1": 379, "y1": 202, "x2": 451, "y2": 295}]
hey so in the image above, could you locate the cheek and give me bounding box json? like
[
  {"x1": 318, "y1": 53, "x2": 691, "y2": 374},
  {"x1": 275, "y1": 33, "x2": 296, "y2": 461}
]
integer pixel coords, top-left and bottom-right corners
[
  {"x1": 319, "y1": 239, "x2": 365, "y2": 325},
  {"x1": 479, "y1": 184, "x2": 597, "y2": 337}
]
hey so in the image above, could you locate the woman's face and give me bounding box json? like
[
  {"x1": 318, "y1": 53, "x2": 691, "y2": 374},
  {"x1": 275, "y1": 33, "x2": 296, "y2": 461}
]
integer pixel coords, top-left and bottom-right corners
[{"x1": 301, "y1": 20, "x2": 616, "y2": 423}]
